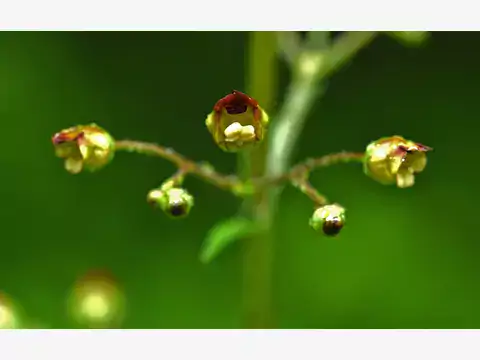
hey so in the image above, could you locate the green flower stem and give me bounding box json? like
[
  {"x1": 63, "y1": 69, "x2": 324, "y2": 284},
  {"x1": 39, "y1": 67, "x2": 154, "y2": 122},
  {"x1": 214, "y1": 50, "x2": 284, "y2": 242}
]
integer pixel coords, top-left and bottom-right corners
[
  {"x1": 286, "y1": 152, "x2": 365, "y2": 206},
  {"x1": 276, "y1": 32, "x2": 301, "y2": 65},
  {"x1": 291, "y1": 178, "x2": 329, "y2": 207},
  {"x1": 260, "y1": 151, "x2": 366, "y2": 186},
  {"x1": 240, "y1": 31, "x2": 278, "y2": 329},
  {"x1": 115, "y1": 140, "x2": 365, "y2": 204},
  {"x1": 115, "y1": 140, "x2": 241, "y2": 193},
  {"x1": 257, "y1": 30, "x2": 376, "y2": 249},
  {"x1": 300, "y1": 151, "x2": 365, "y2": 169},
  {"x1": 160, "y1": 169, "x2": 187, "y2": 190},
  {"x1": 266, "y1": 32, "x2": 377, "y2": 196},
  {"x1": 253, "y1": 31, "x2": 376, "y2": 328}
]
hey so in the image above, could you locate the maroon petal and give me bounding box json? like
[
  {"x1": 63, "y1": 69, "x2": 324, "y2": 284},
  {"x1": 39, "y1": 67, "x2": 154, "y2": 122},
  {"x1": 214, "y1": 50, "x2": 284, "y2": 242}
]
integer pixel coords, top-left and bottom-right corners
[
  {"x1": 52, "y1": 130, "x2": 84, "y2": 145},
  {"x1": 213, "y1": 90, "x2": 259, "y2": 115},
  {"x1": 415, "y1": 143, "x2": 433, "y2": 152}
]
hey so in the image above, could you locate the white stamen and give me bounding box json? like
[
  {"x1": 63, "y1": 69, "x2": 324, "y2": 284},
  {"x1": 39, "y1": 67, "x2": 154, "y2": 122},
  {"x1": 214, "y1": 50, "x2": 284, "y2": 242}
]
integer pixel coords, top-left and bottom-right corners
[
  {"x1": 240, "y1": 125, "x2": 255, "y2": 141},
  {"x1": 224, "y1": 122, "x2": 243, "y2": 142}
]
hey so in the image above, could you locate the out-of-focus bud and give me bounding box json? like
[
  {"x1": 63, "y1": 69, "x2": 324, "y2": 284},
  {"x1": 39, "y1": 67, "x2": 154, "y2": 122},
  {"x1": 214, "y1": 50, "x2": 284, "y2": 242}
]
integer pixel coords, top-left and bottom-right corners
[
  {"x1": 364, "y1": 135, "x2": 432, "y2": 188},
  {"x1": 309, "y1": 204, "x2": 346, "y2": 236},
  {"x1": 147, "y1": 187, "x2": 194, "y2": 218},
  {"x1": 205, "y1": 90, "x2": 269, "y2": 152},
  {"x1": 68, "y1": 270, "x2": 125, "y2": 329},
  {"x1": 0, "y1": 292, "x2": 23, "y2": 329},
  {"x1": 52, "y1": 124, "x2": 115, "y2": 174},
  {"x1": 388, "y1": 31, "x2": 430, "y2": 47}
]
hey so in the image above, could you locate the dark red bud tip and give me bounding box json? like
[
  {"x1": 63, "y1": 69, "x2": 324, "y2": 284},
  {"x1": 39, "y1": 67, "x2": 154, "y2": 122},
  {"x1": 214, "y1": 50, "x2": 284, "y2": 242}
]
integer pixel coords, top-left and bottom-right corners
[
  {"x1": 416, "y1": 143, "x2": 433, "y2": 152},
  {"x1": 397, "y1": 143, "x2": 432, "y2": 154},
  {"x1": 213, "y1": 90, "x2": 258, "y2": 115},
  {"x1": 52, "y1": 131, "x2": 83, "y2": 145}
]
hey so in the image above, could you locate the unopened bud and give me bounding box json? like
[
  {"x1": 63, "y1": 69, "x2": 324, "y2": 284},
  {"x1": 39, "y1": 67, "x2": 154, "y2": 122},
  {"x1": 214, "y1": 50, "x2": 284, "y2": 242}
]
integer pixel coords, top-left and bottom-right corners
[
  {"x1": 0, "y1": 292, "x2": 23, "y2": 329},
  {"x1": 309, "y1": 204, "x2": 346, "y2": 236},
  {"x1": 68, "y1": 270, "x2": 125, "y2": 329},
  {"x1": 147, "y1": 187, "x2": 194, "y2": 218}
]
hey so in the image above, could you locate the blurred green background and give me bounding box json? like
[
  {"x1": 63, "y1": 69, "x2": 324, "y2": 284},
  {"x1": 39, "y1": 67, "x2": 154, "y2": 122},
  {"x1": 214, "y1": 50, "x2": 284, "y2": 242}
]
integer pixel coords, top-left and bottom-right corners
[{"x1": 0, "y1": 31, "x2": 476, "y2": 328}]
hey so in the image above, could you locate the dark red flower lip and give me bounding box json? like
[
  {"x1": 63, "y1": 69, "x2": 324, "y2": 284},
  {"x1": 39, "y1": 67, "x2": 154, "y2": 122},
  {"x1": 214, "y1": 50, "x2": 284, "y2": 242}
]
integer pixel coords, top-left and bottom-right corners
[
  {"x1": 213, "y1": 90, "x2": 258, "y2": 115},
  {"x1": 52, "y1": 131, "x2": 84, "y2": 145},
  {"x1": 398, "y1": 143, "x2": 433, "y2": 154},
  {"x1": 415, "y1": 143, "x2": 433, "y2": 152}
]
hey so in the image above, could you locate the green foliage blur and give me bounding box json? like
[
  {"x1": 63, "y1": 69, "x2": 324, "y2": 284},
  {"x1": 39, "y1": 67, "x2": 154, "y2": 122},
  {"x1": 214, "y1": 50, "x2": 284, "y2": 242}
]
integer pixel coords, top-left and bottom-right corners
[{"x1": 0, "y1": 31, "x2": 476, "y2": 328}]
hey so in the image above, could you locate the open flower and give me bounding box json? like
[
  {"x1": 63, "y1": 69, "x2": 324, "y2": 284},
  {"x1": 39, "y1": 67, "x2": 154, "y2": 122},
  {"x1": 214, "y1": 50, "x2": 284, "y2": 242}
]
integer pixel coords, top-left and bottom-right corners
[
  {"x1": 52, "y1": 124, "x2": 115, "y2": 174},
  {"x1": 309, "y1": 204, "x2": 346, "y2": 236},
  {"x1": 364, "y1": 135, "x2": 432, "y2": 188},
  {"x1": 205, "y1": 90, "x2": 269, "y2": 152},
  {"x1": 147, "y1": 187, "x2": 194, "y2": 218}
]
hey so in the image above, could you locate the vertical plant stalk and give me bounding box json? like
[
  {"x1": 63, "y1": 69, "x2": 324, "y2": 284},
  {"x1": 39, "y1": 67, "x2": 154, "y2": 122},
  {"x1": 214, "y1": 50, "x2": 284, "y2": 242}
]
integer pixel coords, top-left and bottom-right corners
[
  {"x1": 240, "y1": 31, "x2": 278, "y2": 329},
  {"x1": 267, "y1": 31, "x2": 377, "y2": 213},
  {"x1": 240, "y1": 31, "x2": 377, "y2": 329},
  {"x1": 240, "y1": 31, "x2": 376, "y2": 329}
]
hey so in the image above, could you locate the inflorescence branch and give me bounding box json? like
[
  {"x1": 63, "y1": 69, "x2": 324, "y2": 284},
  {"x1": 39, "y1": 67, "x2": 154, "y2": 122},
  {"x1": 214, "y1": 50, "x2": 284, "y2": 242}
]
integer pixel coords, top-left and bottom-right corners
[
  {"x1": 51, "y1": 32, "x2": 432, "y2": 237},
  {"x1": 51, "y1": 119, "x2": 431, "y2": 235},
  {"x1": 114, "y1": 140, "x2": 241, "y2": 194},
  {"x1": 115, "y1": 139, "x2": 365, "y2": 202}
]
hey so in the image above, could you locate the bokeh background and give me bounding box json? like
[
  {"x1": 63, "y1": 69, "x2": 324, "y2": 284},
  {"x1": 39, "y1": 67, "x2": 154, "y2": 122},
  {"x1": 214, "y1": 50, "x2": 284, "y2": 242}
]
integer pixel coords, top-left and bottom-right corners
[{"x1": 0, "y1": 31, "x2": 476, "y2": 328}]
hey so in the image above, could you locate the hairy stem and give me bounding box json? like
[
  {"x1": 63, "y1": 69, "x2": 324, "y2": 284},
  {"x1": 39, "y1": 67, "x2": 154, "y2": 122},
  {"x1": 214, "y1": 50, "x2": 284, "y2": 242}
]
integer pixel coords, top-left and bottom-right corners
[
  {"x1": 240, "y1": 31, "x2": 278, "y2": 329},
  {"x1": 115, "y1": 140, "x2": 241, "y2": 193},
  {"x1": 287, "y1": 152, "x2": 365, "y2": 206},
  {"x1": 115, "y1": 140, "x2": 365, "y2": 204}
]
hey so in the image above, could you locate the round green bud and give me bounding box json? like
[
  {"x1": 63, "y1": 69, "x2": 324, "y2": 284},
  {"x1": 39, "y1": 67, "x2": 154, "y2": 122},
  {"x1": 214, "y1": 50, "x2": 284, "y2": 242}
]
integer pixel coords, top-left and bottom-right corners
[
  {"x1": 309, "y1": 204, "x2": 346, "y2": 236},
  {"x1": 147, "y1": 187, "x2": 194, "y2": 219}
]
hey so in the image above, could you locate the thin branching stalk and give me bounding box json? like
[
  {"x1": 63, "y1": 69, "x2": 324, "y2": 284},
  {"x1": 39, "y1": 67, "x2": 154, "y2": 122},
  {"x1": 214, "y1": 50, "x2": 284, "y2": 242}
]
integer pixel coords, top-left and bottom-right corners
[
  {"x1": 115, "y1": 140, "x2": 364, "y2": 202},
  {"x1": 115, "y1": 140, "x2": 241, "y2": 192}
]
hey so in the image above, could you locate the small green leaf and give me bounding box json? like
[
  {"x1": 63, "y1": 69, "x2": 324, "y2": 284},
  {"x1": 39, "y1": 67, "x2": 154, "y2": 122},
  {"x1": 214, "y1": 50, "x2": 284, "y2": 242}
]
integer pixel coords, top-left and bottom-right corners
[{"x1": 199, "y1": 217, "x2": 257, "y2": 264}]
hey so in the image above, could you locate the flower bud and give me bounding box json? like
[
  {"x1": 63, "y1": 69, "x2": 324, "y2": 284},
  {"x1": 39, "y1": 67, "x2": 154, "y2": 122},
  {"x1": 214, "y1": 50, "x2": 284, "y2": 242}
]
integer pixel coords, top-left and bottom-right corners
[
  {"x1": 68, "y1": 270, "x2": 125, "y2": 329},
  {"x1": 147, "y1": 187, "x2": 194, "y2": 218},
  {"x1": 309, "y1": 204, "x2": 346, "y2": 236},
  {"x1": 364, "y1": 135, "x2": 432, "y2": 188},
  {"x1": 388, "y1": 31, "x2": 429, "y2": 47},
  {"x1": 0, "y1": 292, "x2": 23, "y2": 329},
  {"x1": 205, "y1": 90, "x2": 269, "y2": 152},
  {"x1": 52, "y1": 123, "x2": 115, "y2": 174}
]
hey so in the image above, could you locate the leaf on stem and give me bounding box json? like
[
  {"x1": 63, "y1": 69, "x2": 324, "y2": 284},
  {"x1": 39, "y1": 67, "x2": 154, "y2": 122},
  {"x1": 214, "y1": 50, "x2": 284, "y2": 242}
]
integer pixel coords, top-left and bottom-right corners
[{"x1": 199, "y1": 217, "x2": 258, "y2": 264}]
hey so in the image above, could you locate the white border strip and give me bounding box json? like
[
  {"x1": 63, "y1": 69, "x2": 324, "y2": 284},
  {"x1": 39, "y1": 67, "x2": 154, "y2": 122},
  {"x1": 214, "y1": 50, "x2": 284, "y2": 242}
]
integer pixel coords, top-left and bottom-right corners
[
  {"x1": 0, "y1": 330, "x2": 479, "y2": 360},
  {"x1": 0, "y1": 0, "x2": 479, "y2": 30}
]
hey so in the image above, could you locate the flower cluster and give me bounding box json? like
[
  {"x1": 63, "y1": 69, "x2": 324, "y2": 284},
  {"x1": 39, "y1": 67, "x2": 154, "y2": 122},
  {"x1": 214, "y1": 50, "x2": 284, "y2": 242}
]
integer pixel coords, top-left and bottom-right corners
[{"x1": 51, "y1": 92, "x2": 432, "y2": 237}]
